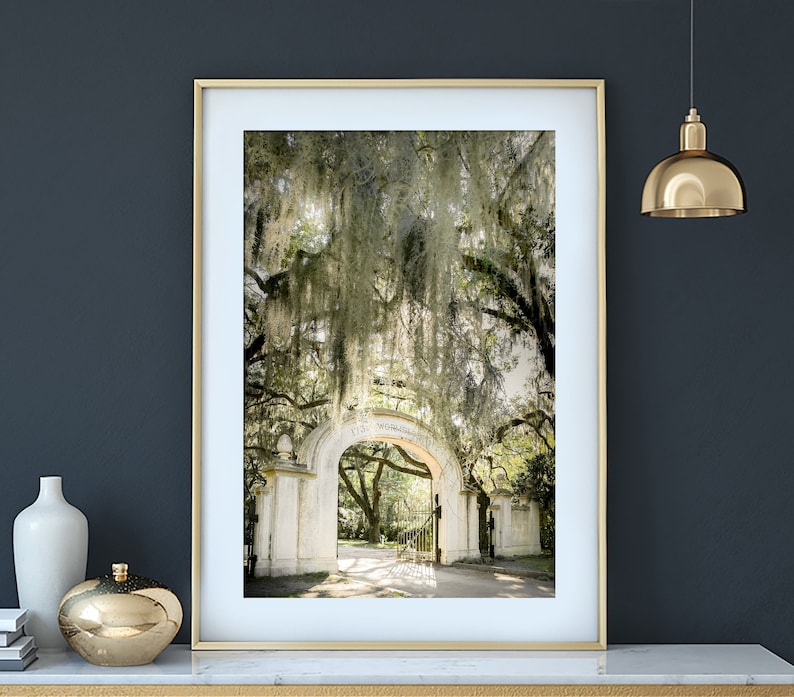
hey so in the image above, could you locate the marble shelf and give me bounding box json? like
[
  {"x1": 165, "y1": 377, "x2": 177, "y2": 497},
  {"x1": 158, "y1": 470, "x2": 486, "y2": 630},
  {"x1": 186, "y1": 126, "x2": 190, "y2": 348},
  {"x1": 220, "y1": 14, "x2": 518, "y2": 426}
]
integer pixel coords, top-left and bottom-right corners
[{"x1": 0, "y1": 644, "x2": 792, "y2": 689}]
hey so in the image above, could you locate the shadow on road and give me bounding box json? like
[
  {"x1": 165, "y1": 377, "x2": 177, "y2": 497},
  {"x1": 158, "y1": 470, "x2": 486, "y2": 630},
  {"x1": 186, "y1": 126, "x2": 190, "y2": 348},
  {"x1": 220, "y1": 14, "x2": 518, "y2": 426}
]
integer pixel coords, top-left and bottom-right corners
[{"x1": 245, "y1": 544, "x2": 555, "y2": 598}]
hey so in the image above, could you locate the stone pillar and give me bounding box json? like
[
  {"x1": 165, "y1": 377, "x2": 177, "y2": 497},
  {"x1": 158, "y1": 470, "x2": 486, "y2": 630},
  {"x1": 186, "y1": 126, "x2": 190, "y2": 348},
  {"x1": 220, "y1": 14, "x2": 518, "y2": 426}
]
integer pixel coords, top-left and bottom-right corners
[
  {"x1": 252, "y1": 446, "x2": 336, "y2": 578},
  {"x1": 527, "y1": 498, "x2": 542, "y2": 555},
  {"x1": 253, "y1": 484, "x2": 272, "y2": 573},
  {"x1": 464, "y1": 490, "x2": 480, "y2": 559},
  {"x1": 444, "y1": 490, "x2": 481, "y2": 563},
  {"x1": 506, "y1": 494, "x2": 542, "y2": 556},
  {"x1": 268, "y1": 468, "x2": 301, "y2": 576},
  {"x1": 488, "y1": 488, "x2": 513, "y2": 557}
]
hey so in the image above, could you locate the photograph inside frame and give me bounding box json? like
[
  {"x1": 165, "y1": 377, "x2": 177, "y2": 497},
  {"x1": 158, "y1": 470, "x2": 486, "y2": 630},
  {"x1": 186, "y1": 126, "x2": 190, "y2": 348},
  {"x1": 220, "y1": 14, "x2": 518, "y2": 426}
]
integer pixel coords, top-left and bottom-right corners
[{"x1": 242, "y1": 130, "x2": 556, "y2": 601}]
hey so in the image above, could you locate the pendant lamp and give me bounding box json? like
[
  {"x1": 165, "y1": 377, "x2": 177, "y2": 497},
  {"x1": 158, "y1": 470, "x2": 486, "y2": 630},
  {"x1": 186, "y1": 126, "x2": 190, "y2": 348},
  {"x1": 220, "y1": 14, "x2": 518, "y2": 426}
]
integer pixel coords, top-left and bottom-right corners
[{"x1": 641, "y1": 0, "x2": 746, "y2": 218}]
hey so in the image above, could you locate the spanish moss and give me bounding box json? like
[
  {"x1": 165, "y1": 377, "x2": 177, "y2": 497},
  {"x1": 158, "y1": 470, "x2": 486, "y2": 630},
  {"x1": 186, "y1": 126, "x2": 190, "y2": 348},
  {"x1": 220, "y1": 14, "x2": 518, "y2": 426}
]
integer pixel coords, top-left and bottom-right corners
[{"x1": 244, "y1": 130, "x2": 555, "y2": 483}]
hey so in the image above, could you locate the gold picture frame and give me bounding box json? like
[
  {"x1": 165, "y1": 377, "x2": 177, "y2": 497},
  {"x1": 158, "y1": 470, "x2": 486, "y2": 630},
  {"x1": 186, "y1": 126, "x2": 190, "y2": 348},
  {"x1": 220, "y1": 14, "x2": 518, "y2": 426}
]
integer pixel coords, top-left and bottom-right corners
[{"x1": 192, "y1": 79, "x2": 606, "y2": 649}]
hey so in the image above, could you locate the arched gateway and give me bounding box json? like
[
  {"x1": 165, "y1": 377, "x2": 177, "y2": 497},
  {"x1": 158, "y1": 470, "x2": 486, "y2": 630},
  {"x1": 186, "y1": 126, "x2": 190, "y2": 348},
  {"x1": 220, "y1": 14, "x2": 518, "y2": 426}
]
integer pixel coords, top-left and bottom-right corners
[{"x1": 252, "y1": 409, "x2": 481, "y2": 577}]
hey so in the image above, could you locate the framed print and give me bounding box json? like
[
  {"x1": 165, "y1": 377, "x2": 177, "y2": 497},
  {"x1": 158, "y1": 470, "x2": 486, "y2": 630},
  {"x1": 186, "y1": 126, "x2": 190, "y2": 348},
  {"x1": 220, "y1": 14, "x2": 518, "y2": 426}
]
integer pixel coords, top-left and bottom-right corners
[{"x1": 192, "y1": 79, "x2": 606, "y2": 649}]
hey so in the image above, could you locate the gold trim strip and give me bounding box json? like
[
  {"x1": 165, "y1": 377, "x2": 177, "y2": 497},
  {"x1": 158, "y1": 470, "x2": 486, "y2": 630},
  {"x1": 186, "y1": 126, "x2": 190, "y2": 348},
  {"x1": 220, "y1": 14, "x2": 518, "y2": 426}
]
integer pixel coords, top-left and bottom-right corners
[
  {"x1": 595, "y1": 78, "x2": 608, "y2": 650},
  {"x1": 192, "y1": 640, "x2": 606, "y2": 651},
  {"x1": 191, "y1": 78, "x2": 204, "y2": 650},
  {"x1": 194, "y1": 78, "x2": 605, "y2": 90}
]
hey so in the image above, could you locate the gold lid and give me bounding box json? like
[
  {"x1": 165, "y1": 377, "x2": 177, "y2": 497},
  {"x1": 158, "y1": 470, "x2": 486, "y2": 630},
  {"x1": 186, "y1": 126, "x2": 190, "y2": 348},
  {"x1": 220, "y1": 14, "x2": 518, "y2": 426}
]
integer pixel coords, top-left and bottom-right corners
[{"x1": 112, "y1": 563, "x2": 129, "y2": 582}]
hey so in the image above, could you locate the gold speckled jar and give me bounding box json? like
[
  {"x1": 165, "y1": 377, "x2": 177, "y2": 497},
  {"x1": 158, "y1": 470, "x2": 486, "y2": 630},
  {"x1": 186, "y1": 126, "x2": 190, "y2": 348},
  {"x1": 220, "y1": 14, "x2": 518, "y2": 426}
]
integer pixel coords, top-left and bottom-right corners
[{"x1": 58, "y1": 563, "x2": 182, "y2": 666}]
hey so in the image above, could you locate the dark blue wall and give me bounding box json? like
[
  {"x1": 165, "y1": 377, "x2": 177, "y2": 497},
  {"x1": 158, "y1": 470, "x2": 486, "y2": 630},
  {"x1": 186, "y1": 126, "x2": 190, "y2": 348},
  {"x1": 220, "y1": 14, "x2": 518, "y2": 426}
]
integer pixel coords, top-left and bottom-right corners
[{"x1": 2, "y1": 0, "x2": 793, "y2": 660}]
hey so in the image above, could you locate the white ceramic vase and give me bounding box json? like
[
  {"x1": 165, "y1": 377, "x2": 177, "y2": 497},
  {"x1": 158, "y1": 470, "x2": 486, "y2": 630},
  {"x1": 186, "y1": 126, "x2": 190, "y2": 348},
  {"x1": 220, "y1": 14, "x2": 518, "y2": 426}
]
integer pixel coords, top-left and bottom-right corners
[{"x1": 13, "y1": 476, "x2": 89, "y2": 649}]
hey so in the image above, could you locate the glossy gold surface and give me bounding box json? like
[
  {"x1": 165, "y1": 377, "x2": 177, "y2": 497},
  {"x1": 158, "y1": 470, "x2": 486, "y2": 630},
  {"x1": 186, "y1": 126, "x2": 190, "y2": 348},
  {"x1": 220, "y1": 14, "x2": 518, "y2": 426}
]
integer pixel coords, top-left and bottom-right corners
[
  {"x1": 58, "y1": 564, "x2": 182, "y2": 666},
  {"x1": 111, "y1": 562, "x2": 128, "y2": 582},
  {"x1": 680, "y1": 108, "x2": 706, "y2": 150},
  {"x1": 642, "y1": 109, "x2": 746, "y2": 217}
]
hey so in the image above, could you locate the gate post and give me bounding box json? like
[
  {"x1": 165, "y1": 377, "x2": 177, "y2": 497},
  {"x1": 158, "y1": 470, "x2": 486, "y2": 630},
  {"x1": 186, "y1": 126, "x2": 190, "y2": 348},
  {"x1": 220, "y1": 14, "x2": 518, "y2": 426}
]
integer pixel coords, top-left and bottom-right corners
[
  {"x1": 434, "y1": 494, "x2": 441, "y2": 564},
  {"x1": 462, "y1": 490, "x2": 480, "y2": 559},
  {"x1": 488, "y1": 510, "x2": 495, "y2": 559},
  {"x1": 253, "y1": 448, "x2": 332, "y2": 578},
  {"x1": 488, "y1": 485, "x2": 513, "y2": 557}
]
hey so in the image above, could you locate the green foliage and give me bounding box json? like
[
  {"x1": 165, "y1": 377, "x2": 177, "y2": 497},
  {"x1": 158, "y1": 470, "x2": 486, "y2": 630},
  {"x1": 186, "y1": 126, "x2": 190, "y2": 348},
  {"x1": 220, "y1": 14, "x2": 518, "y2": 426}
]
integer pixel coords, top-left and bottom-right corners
[
  {"x1": 337, "y1": 441, "x2": 431, "y2": 542},
  {"x1": 243, "y1": 129, "x2": 556, "y2": 537},
  {"x1": 337, "y1": 506, "x2": 366, "y2": 540}
]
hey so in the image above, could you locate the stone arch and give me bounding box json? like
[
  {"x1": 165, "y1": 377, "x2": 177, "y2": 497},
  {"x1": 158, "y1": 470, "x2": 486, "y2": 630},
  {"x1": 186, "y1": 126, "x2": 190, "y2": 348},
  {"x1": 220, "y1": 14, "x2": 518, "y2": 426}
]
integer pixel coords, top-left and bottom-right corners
[{"x1": 253, "y1": 409, "x2": 480, "y2": 577}]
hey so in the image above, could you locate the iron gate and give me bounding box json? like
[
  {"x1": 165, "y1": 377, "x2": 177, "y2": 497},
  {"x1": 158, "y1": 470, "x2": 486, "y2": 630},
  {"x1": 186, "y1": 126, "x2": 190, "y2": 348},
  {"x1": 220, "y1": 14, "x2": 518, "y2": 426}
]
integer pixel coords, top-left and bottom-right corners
[{"x1": 395, "y1": 494, "x2": 441, "y2": 563}]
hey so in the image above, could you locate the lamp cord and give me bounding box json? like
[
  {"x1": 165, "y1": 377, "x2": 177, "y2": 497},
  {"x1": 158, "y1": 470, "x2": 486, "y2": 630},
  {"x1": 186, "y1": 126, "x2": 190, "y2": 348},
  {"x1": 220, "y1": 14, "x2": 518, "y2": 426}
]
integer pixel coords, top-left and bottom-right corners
[{"x1": 690, "y1": 0, "x2": 695, "y2": 108}]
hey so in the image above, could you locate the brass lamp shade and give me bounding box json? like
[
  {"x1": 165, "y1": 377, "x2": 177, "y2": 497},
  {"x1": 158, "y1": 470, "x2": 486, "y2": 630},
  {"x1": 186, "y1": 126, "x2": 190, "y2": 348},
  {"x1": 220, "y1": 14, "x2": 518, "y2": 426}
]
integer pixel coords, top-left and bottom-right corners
[{"x1": 641, "y1": 108, "x2": 746, "y2": 218}]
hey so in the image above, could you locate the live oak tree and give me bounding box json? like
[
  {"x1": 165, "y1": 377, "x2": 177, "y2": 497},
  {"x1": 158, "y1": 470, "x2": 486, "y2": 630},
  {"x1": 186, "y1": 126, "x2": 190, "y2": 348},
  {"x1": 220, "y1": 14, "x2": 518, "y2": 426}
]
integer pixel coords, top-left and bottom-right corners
[
  {"x1": 244, "y1": 130, "x2": 556, "y2": 549},
  {"x1": 337, "y1": 441, "x2": 431, "y2": 544}
]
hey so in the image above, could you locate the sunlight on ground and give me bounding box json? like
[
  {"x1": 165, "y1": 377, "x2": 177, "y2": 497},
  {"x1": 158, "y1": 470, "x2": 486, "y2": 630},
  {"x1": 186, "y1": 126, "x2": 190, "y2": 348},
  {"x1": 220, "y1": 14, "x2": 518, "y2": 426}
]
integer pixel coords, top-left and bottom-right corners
[
  {"x1": 246, "y1": 543, "x2": 555, "y2": 599},
  {"x1": 387, "y1": 561, "x2": 437, "y2": 588}
]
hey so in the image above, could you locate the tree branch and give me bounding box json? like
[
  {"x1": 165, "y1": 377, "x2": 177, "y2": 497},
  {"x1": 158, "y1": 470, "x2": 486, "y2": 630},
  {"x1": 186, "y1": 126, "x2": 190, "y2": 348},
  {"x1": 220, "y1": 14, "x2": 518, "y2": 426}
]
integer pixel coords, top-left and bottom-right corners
[
  {"x1": 392, "y1": 445, "x2": 432, "y2": 477},
  {"x1": 493, "y1": 409, "x2": 555, "y2": 449},
  {"x1": 345, "y1": 449, "x2": 432, "y2": 480},
  {"x1": 461, "y1": 253, "x2": 555, "y2": 378},
  {"x1": 339, "y1": 462, "x2": 372, "y2": 517}
]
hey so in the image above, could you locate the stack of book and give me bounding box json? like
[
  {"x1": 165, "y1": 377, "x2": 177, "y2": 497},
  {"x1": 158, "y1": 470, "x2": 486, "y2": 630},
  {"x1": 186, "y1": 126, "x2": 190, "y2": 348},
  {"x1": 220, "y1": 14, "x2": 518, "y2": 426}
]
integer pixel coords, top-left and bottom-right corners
[{"x1": 0, "y1": 610, "x2": 37, "y2": 671}]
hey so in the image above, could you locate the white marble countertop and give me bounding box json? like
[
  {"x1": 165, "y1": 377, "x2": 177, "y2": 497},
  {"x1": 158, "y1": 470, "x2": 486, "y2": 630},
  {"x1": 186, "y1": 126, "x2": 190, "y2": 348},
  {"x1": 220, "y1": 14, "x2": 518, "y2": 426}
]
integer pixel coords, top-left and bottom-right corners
[{"x1": 1, "y1": 644, "x2": 792, "y2": 685}]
